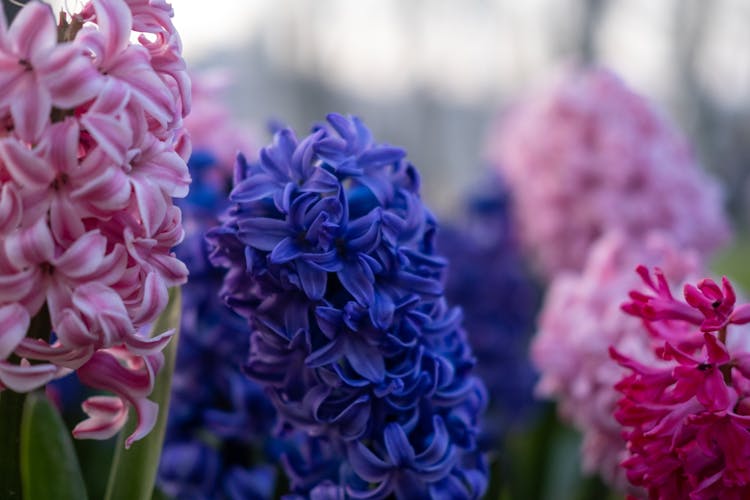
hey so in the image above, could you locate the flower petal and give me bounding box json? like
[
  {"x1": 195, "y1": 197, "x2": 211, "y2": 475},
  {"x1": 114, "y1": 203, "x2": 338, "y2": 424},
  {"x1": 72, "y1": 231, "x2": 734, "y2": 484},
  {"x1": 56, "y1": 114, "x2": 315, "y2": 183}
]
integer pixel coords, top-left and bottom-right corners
[{"x1": 0, "y1": 303, "x2": 29, "y2": 359}]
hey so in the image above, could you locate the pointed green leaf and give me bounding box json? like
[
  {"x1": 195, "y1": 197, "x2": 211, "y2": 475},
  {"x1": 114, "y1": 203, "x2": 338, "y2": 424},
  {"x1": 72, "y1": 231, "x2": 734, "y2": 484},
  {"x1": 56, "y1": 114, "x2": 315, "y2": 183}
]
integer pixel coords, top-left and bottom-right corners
[
  {"x1": 104, "y1": 287, "x2": 182, "y2": 500},
  {"x1": 20, "y1": 391, "x2": 88, "y2": 500}
]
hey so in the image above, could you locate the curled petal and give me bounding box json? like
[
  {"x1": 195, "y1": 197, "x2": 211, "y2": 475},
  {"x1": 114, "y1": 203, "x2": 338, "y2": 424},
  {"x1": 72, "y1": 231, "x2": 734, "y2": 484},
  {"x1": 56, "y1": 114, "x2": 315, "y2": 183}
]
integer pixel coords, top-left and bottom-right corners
[
  {"x1": 133, "y1": 178, "x2": 168, "y2": 237},
  {"x1": 123, "y1": 328, "x2": 174, "y2": 357},
  {"x1": 0, "y1": 183, "x2": 22, "y2": 234},
  {"x1": 0, "y1": 359, "x2": 57, "y2": 392},
  {"x1": 129, "y1": 272, "x2": 168, "y2": 325},
  {"x1": 54, "y1": 308, "x2": 97, "y2": 348},
  {"x1": 72, "y1": 395, "x2": 129, "y2": 440},
  {"x1": 15, "y1": 337, "x2": 92, "y2": 369},
  {"x1": 75, "y1": 349, "x2": 162, "y2": 448},
  {"x1": 0, "y1": 303, "x2": 29, "y2": 359}
]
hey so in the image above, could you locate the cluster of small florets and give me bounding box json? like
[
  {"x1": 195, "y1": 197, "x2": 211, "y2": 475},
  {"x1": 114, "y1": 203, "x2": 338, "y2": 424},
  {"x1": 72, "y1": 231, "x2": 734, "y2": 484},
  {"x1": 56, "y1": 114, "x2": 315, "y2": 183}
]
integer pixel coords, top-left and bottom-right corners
[
  {"x1": 486, "y1": 68, "x2": 730, "y2": 278},
  {"x1": 531, "y1": 231, "x2": 700, "y2": 488},
  {"x1": 438, "y1": 174, "x2": 540, "y2": 434},
  {"x1": 613, "y1": 267, "x2": 750, "y2": 499},
  {"x1": 208, "y1": 114, "x2": 488, "y2": 498},
  {"x1": 157, "y1": 75, "x2": 280, "y2": 499},
  {"x1": 0, "y1": 0, "x2": 190, "y2": 447}
]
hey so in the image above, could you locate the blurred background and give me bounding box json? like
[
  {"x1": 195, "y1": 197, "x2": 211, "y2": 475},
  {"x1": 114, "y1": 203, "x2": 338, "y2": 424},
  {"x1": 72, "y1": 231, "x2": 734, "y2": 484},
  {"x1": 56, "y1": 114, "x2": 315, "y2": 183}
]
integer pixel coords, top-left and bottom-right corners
[{"x1": 168, "y1": 0, "x2": 750, "y2": 225}]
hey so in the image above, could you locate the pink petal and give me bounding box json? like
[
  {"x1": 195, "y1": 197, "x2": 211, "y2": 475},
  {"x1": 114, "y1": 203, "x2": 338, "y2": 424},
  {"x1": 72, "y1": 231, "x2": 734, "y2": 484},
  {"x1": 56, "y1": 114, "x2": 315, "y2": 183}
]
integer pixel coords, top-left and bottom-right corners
[
  {"x1": 80, "y1": 113, "x2": 132, "y2": 164},
  {"x1": 72, "y1": 395, "x2": 128, "y2": 440},
  {"x1": 0, "y1": 183, "x2": 22, "y2": 234},
  {"x1": 147, "y1": 252, "x2": 188, "y2": 286},
  {"x1": 107, "y1": 46, "x2": 173, "y2": 127},
  {"x1": 0, "y1": 53, "x2": 26, "y2": 102},
  {"x1": 133, "y1": 149, "x2": 190, "y2": 198},
  {"x1": 132, "y1": 177, "x2": 167, "y2": 236},
  {"x1": 71, "y1": 283, "x2": 132, "y2": 346},
  {"x1": 53, "y1": 230, "x2": 107, "y2": 279},
  {"x1": 8, "y1": 1, "x2": 55, "y2": 61},
  {"x1": 10, "y1": 78, "x2": 52, "y2": 143},
  {"x1": 39, "y1": 42, "x2": 104, "y2": 108},
  {"x1": 0, "y1": 359, "x2": 57, "y2": 392},
  {"x1": 124, "y1": 328, "x2": 174, "y2": 357},
  {"x1": 4, "y1": 218, "x2": 55, "y2": 268},
  {"x1": 0, "y1": 303, "x2": 29, "y2": 359},
  {"x1": 93, "y1": 0, "x2": 133, "y2": 59},
  {"x1": 49, "y1": 194, "x2": 86, "y2": 246},
  {"x1": 730, "y1": 304, "x2": 750, "y2": 325},
  {"x1": 88, "y1": 243, "x2": 129, "y2": 286},
  {"x1": 89, "y1": 78, "x2": 131, "y2": 115},
  {"x1": 73, "y1": 148, "x2": 132, "y2": 211},
  {"x1": 42, "y1": 119, "x2": 80, "y2": 176},
  {"x1": 0, "y1": 137, "x2": 55, "y2": 187},
  {"x1": 54, "y1": 308, "x2": 98, "y2": 347},
  {"x1": 0, "y1": 266, "x2": 36, "y2": 302},
  {"x1": 14, "y1": 337, "x2": 92, "y2": 369},
  {"x1": 75, "y1": 349, "x2": 162, "y2": 448},
  {"x1": 17, "y1": 270, "x2": 48, "y2": 316},
  {"x1": 77, "y1": 349, "x2": 156, "y2": 397},
  {"x1": 704, "y1": 332, "x2": 730, "y2": 365},
  {"x1": 129, "y1": 271, "x2": 167, "y2": 326}
]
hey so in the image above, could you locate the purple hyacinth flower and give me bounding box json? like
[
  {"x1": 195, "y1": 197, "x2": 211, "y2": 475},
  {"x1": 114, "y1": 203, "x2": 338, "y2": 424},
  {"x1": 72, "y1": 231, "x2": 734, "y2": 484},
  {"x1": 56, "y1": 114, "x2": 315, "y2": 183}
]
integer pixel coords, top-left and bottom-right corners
[
  {"x1": 438, "y1": 173, "x2": 541, "y2": 435},
  {"x1": 207, "y1": 114, "x2": 488, "y2": 499},
  {"x1": 158, "y1": 148, "x2": 281, "y2": 499}
]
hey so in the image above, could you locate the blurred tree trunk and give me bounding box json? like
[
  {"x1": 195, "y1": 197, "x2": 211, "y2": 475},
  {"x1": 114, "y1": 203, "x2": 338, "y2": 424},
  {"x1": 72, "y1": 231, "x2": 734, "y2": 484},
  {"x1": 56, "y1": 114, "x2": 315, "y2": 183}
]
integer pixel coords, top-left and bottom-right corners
[{"x1": 578, "y1": 0, "x2": 607, "y2": 63}]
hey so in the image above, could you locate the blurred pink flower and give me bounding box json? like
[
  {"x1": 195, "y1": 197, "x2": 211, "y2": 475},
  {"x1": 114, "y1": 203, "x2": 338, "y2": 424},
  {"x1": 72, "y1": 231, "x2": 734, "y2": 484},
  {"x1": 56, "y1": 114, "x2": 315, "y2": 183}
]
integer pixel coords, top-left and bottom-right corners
[
  {"x1": 184, "y1": 71, "x2": 256, "y2": 170},
  {"x1": 531, "y1": 231, "x2": 701, "y2": 489},
  {"x1": 614, "y1": 269, "x2": 750, "y2": 498},
  {"x1": 486, "y1": 68, "x2": 730, "y2": 278},
  {"x1": 0, "y1": 0, "x2": 189, "y2": 447}
]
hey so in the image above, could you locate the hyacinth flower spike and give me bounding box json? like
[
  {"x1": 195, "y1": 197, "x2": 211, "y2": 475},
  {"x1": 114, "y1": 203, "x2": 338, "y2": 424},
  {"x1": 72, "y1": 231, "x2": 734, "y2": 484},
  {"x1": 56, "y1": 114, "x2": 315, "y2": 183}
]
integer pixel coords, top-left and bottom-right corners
[
  {"x1": 0, "y1": 0, "x2": 190, "y2": 497},
  {"x1": 207, "y1": 113, "x2": 488, "y2": 499},
  {"x1": 157, "y1": 72, "x2": 286, "y2": 499},
  {"x1": 612, "y1": 268, "x2": 750, "y2": 499}
]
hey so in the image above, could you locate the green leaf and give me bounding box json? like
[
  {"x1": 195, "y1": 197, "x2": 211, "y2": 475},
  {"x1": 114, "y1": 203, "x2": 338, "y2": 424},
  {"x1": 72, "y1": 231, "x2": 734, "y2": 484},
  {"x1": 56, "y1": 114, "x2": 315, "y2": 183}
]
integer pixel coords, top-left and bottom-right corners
[
  {"x1": 20, "y1": 391, "x2": 88, "y2": 500},
  {"x1": 104, "y1": 287, "x2": 182, "y2": 500}
]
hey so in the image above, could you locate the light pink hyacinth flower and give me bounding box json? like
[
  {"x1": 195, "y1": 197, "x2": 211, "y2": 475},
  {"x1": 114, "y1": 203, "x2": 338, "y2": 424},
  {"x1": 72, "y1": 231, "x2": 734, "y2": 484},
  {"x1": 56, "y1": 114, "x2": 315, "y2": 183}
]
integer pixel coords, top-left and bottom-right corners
[
  {"x1": 184, "y1": 71, "x2": 256, "y2": 170},
  {"x1": 0, "y1": 0, "x2": 190, "y2": 448},
  {"x1": 486, "y1": 68, "x2": 730, "y2": 279},
  {"x1": 531, "y1": 231, "x2": 701, "y2": 489}
]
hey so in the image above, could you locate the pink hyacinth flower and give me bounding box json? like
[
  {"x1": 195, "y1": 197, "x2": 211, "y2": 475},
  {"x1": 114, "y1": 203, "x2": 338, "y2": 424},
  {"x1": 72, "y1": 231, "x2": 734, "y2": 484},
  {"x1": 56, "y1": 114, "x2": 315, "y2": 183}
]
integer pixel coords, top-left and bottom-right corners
[
  {"x1": 613, "y1": 267, "x2": 750, "y2": 498},
  {"x1": 0, "y1": 1, "x2": 103, "y2": 142},
  {"x1": 0, "y1": 0, "x2": 190, "y2": 447},
  {"x1": 532, "y1": 230, "x2": 701, "y2": 490},
  {"x1": 486, "y1": 67, "x2": 731, "y2": 279}
]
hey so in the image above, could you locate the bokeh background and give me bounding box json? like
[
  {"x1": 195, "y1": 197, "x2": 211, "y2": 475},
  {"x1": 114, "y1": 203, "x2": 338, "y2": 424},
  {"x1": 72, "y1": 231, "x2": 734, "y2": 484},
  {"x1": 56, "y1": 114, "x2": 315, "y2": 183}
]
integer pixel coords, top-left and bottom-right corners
[{"x1": 160, "y1": 0, "x2": 750, "y2": 227}]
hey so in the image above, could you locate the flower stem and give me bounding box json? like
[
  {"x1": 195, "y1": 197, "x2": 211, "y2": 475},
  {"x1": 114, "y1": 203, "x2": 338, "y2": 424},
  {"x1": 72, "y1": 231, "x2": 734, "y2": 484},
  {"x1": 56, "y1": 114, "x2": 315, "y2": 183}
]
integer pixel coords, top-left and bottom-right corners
[
  {"x1": 0, "y1": 305, "x2": 51, "y2": 499},
  {"x1": 0, "y1": 390, "x2": 26, "y2": 499}
]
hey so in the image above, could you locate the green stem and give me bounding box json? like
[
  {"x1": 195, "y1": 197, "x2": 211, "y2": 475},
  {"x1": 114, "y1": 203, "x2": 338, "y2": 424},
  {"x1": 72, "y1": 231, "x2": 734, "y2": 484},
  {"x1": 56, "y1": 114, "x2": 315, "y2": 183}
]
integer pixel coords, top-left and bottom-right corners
[
  {"x1": 0, "y1": 306, "x2": 51, "y2": 499},
  {"x1": 0, "y1": 390, "x2": 26, "y2": 499}
]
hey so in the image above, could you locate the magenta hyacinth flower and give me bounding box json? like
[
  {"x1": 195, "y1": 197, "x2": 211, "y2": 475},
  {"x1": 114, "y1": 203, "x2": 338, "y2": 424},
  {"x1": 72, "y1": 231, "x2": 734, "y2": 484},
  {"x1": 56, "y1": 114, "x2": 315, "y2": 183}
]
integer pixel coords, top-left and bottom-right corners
[
  {"x1": 613, "y1": 269, "x2": 750, "y2": 499},
  {"x1": 486, "y1": 68, "x2": 730, "y2": 278},
  {"x1": 0, "y1": 0, "x2": 189, "y2": 448},
  {"x1": 531, "y1": 231, "x2": 702, "y2": 489}
]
